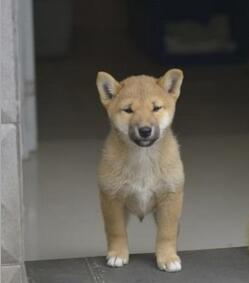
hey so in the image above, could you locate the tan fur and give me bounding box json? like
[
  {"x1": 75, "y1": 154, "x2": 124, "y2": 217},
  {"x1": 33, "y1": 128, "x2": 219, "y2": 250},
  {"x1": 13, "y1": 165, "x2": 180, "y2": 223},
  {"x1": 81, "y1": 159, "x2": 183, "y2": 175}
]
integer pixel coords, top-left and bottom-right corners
[
  {"x1": 100, "y1": 191, "x2": 129, "y2": 263},
  {"x1": 155, "y1": 190, "x2": 183, "y2": 269},
  {"x1": 96, "y1": 69, "x2": 185, "y2": 271}
]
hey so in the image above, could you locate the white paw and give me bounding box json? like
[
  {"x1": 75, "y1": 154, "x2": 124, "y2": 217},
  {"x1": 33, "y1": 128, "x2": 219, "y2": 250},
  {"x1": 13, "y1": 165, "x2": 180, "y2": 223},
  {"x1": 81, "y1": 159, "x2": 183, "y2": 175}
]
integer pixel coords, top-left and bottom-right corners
[
  {"x1": 106, "y1": 256, "x2": 128, "y2": 267},
  {"x1": 158, "y1": 260, "x2": 182, "y2": 272}
]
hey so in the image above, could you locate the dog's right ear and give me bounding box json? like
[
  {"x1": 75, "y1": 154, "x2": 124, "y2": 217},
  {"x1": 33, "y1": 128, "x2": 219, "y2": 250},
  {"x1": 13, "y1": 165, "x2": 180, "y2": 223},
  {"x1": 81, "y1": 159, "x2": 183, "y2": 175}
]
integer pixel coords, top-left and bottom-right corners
[{"x1": 96, "y1": 72, "x2": 121, "y2": 107}]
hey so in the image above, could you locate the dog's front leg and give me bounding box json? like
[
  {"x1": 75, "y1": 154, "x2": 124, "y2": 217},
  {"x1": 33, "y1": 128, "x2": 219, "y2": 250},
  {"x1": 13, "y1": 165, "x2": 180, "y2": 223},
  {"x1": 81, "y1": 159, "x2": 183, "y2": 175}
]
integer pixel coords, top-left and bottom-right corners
[
  {"x1": 100, "y1": 191, "x2": 129, "y2": 267},
  {"x1": 155, "y1": 190, "x2": 183, "y2": 272}
]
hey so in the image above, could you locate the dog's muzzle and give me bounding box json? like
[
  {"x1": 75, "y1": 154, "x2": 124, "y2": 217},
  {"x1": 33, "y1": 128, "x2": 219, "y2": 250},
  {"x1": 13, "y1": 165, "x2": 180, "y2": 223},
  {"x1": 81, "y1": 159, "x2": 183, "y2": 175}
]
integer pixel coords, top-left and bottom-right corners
[{"x1": 129, "y1": 125, "x2": 159, "y2": 147}]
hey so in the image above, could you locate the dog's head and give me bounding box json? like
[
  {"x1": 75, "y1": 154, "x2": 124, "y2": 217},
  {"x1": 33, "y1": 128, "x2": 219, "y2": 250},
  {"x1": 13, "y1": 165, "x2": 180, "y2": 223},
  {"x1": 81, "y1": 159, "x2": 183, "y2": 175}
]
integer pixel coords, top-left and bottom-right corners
[{"x1": 96, "y1": 70, "x2": 183, "y2": 147}]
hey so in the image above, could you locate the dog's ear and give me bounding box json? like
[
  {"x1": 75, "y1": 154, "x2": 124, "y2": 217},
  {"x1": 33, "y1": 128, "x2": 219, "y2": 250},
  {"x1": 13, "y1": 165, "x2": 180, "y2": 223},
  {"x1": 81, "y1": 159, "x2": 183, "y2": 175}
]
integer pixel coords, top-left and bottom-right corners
[
  {"x1": 158, "y1": 69, "x2": 184, "y2": 99},
  {"x1": 96, "y1": 72, "x2": 121, "y2": 107}
]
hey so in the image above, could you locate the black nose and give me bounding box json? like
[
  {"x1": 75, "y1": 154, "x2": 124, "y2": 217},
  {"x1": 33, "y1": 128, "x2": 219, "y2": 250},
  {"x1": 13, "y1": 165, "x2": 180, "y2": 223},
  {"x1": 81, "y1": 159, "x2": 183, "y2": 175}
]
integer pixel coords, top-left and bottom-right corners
[{"x1": 138, "y1": 127, "x2": 152, "y2": 138}]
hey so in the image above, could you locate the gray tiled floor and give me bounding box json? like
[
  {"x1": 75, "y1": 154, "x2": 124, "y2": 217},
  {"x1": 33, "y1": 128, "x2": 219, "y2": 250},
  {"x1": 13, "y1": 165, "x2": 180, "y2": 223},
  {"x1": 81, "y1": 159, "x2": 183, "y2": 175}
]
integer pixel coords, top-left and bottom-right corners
[{"x1": 26, "y1": 248, "x2": 249, "y2": 283}]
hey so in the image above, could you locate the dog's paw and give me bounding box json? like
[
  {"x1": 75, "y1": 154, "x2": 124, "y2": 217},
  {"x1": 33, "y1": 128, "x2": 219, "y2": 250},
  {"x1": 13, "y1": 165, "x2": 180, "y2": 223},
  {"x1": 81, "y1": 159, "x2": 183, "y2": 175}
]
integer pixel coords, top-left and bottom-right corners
[
  {"x1": 157, "y1": 255, "x2": 182, "y2": 272},
  {"x1": 106, "y1": 251, "x2": 129, "y2": 267},
  {"x1": 106, "y1": 255, "x2": 128, "y2": 267}
]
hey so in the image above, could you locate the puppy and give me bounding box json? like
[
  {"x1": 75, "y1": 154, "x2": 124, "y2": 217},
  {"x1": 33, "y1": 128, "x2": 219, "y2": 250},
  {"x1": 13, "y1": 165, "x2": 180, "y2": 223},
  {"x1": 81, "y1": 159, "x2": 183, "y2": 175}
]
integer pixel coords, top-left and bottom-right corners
[{"x1": 96, "y1": 69, "x2": 184, "y2": 272}]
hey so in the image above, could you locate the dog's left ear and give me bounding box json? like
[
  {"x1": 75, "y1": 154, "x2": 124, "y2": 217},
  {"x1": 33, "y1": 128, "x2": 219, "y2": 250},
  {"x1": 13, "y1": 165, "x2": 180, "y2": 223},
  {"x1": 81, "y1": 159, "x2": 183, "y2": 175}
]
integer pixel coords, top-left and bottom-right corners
[
  {"x1": 158, "y1": 69, "x2": 184, "y2": 99},
  {"x1": 96, "y1": 72, "x2": 121, "y2": 107}
]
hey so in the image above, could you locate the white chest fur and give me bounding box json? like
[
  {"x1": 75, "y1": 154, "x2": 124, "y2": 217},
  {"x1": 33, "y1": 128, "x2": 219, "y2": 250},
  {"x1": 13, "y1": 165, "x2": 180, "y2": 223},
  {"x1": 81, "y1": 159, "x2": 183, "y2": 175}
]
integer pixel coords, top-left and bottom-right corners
[
  {"x1": 121, "y1": 147, "x2": 161, "y2": 216},
  {"x1": 100, "y1": 136, "x2": 184, "y2": 217}
]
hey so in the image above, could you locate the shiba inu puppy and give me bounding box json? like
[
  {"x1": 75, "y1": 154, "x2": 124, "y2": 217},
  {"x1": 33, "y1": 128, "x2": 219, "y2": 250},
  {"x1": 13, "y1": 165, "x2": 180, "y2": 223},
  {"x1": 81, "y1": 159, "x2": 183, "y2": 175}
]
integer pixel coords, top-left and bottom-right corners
[{"x1": 96, "y1": 69, "x2": 184, "y2": 272}]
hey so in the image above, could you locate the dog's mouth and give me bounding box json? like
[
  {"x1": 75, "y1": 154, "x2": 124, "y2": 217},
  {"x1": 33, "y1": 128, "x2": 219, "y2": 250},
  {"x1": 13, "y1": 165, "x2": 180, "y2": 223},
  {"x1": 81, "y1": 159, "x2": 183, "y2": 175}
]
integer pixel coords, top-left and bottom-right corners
[
  {"x1": 128, "y1": 126, "x2": 159, "y2": 147},
  {"x1": 132, "y1": 138, "x2": 157, "y2": 147}
]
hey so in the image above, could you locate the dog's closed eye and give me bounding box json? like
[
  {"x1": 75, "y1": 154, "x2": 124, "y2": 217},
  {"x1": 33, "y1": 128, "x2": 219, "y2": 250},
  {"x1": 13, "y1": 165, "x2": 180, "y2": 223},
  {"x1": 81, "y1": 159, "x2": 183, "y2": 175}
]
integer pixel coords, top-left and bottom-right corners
[
  {"x1": 153, "y1": 105, "x2": 162, "y2": 112},
  {"x1": 122, "y1": 107, "x2": 133, "y2": 114}
]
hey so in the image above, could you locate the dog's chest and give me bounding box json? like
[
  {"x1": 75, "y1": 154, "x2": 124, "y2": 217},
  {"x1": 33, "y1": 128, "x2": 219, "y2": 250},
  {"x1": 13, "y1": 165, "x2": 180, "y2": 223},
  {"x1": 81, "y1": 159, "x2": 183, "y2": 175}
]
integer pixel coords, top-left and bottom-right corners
[{"x1": 121, "y1": 149, "x2": 161, "y2": 216}]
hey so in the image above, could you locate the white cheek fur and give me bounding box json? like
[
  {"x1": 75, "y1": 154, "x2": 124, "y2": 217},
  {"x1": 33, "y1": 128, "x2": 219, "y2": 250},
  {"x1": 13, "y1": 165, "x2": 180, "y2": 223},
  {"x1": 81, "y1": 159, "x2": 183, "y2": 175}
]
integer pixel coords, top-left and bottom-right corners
[
  {"x1": 115, "y1": 118, "x2": 129, "y2": 135},
  {"x1": 114, "y1": 112, "x2": 172, "y2": 136},
  {"x1": 159, "y1": 112, "x2": 172, "y2": 131}
]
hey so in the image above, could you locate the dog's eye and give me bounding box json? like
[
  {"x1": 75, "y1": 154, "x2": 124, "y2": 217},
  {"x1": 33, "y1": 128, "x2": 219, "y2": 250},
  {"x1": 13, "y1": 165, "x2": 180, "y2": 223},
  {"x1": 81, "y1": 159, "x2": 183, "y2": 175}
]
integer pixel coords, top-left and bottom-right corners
[
  {"x1": 122, "y1": 107, "x2": 133, "y2": 114},
  {"x1": 153, "y1": 106, "x2": 162, "y2": 112}
]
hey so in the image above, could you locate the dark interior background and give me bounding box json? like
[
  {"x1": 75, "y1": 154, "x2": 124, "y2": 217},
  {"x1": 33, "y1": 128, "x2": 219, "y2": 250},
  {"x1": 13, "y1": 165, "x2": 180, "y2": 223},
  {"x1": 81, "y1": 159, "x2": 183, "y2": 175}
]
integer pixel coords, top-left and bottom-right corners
[{"x1": 33, "y1": 0, "x2": 249, "y2": 141}]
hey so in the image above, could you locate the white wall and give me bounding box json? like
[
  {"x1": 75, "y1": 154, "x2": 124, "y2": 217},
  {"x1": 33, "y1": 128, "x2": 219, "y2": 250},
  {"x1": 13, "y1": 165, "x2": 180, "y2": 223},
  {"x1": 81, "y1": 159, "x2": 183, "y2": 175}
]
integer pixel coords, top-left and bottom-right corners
[
  {"x1": 1, "y1": 0, "x2": 27, "y2": 281},
  {"x1": 18, "y1": 0, "x2": 37, "y2": 159}
]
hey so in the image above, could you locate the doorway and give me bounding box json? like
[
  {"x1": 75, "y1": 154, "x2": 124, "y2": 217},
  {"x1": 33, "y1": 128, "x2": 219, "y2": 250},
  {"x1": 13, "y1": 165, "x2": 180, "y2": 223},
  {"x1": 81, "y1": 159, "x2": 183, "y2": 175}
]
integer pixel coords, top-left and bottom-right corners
[{"x1": 22, "y1": 0, "x2": 249, "y2": 262}]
